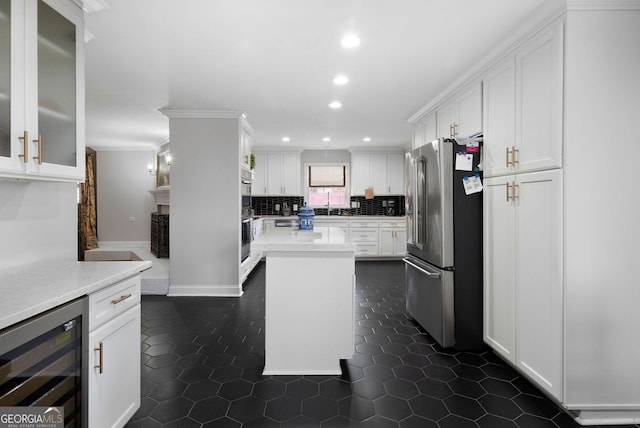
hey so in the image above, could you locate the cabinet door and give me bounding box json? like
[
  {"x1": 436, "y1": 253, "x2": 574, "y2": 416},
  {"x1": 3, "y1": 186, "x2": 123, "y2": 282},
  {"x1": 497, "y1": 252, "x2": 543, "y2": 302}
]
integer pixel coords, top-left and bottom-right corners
[
  {"x1": 0, "y1": 0, "x2": 28, "y2": 176},
  {"x1": 436, "y1": 99, "x2": 456, "y2": 138},
  {"x1": 281, "y1": 152, "x2": 300, "y2": 195},
  {"x1": 515, "y1": 20, "x2": 563, "y2": 173},
  {"x1": 370, "y1": 153, "x2": 387, "y2": 194},
  {"x1": 240, "y1": 128, "x2": 251, "y2": 169},
  {"x1": 378, "y1": 228, "x2": 394, "y2": 256},
  {"x1": 25, "y1": 0, "x2": 84, "y2": 181},
  {"x1": 393, "y1": 228, "x2": 406, "y2": 256},
  {"x1": 483, "y1": 56, "x2": 516, "y2": 178},
  {"x1": 423, "y1": 112, "x2": 437, "y2": 145},
  {"x1": 483, "y1": 175, "x2": 516, "y2": 363},
  {"x1": 515, "y1": 169, "x2": 563, "y2": 400},
  {"x1": 412, "y1": 121, "x2": 424, "y2": 150},
  {"x1": 456, "y1": 81, "x2": 483, "y2": 138},
  {"x1": 350, "y1": 152, "x2": 370, "y2": 195},
  {"x1": 266, "y1": 153, "x2": 282, "y2": 195},
  {"x1": 252, "y1": 153, "x2": 267, "y2": 195},
  {"x1": 386, "y1": 153, "x2": 405, "y2": 195},
  {"x1": 88, "y1": 304, "x2": 141, "y2": 428}
]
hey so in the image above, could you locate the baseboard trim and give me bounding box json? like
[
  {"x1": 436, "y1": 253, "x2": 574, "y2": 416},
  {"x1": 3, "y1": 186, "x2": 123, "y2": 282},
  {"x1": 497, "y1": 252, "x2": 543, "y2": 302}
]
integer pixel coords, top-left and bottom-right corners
[{"x1": 168, "y1": 284, "x2": 243, "y2": 297}]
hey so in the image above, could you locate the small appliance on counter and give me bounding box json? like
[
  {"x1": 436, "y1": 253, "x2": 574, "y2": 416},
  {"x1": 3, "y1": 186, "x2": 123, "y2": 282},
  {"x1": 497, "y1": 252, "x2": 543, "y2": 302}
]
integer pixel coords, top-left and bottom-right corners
[
  {"x1": 281, "y1": 202, "x2": 291, "y2": 217},
  {"x1": 386, "y1": 200, "x2": 396, "y2": 216},
  {"x1": 298, "y1": 203, "x2": 315, "y2": 230}
]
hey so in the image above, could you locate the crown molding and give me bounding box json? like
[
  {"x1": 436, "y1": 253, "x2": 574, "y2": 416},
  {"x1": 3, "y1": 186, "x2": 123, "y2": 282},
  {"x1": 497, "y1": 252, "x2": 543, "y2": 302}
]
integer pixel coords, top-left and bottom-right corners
[
  {"x1": 72, "y1": 0, "x2": 109, "y2": 13},
  {"x1": 567, "y1": 0, "x2": 640, "y2": 10}
]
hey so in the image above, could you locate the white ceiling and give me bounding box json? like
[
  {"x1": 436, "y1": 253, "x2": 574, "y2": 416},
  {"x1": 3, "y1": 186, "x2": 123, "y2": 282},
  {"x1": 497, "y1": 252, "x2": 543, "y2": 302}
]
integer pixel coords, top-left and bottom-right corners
[{"x1": 84, "y1": 0, "x2": 553, "y2": 151}]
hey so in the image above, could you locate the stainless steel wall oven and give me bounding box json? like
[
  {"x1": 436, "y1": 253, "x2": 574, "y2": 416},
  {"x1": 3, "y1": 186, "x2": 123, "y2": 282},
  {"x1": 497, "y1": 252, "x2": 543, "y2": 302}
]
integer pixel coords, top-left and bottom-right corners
[{"x1": 241, "y1": 168, "x2": 253, "y2": 262}]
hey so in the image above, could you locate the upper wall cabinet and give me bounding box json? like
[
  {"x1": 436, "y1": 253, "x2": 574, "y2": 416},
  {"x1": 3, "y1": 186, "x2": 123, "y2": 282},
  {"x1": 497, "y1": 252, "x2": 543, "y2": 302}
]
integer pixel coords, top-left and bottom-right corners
[
  {"x1": 240, "y1": 124, "x2": 252, "y2": 170},
  {"x1": 482, "y1": 20, "x2": 563, "y2": 178},
  {"x1": 0, "y1": 0, "x2": 84, "y2": 182},
  {"x1": 436, "y1": 81, "x2": 483, "y2": 139},
  {"x1": 252, "y1": 151, "x2": 301, "y2": 196},
  {"x1": 412, "y1": 111, "x2": 436, "y2": 149},
  {"x1": 351, "y1": 152, "x2": 405, "y2": 196}
]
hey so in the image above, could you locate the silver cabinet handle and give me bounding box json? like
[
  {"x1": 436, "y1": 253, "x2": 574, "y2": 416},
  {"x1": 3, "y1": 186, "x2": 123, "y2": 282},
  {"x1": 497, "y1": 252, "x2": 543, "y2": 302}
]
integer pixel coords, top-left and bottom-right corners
[{"x1": 402, "y1": 258, "x2": 441, "y2": 278}]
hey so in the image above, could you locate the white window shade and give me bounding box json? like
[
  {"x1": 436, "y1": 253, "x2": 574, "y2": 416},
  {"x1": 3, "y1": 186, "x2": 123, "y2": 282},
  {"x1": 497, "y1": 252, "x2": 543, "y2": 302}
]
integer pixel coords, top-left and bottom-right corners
[{"x1": 308, "y1": 165, "x2": 345, "y2": 187}]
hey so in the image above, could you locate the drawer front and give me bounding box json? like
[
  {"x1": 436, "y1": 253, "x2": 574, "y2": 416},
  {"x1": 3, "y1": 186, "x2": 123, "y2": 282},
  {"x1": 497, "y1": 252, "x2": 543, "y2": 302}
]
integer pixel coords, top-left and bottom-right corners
[
  {"x1": 355, "y1": 242, "x2": 379, "y2": 256},
  {"x1": 89, "y1": 275, "x2": 141, "y2": 331},
  {"x1": 349, "y1": 228, "x2": 378, "y2": 241},
  {"x1": 349, "y1": 219, "x2": 379, "y2": 228},
  {"x1": 379, "y1": 219, "x2": 406, "y2": 228},
  {"x1": 314, "y1": 219, "x2": 349, "y2": 228}
]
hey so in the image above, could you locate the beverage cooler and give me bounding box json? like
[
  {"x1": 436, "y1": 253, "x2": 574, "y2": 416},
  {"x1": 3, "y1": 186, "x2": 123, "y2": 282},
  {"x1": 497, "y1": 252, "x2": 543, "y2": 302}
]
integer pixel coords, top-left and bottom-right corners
[{"x1": 0, "y1": 297, "x2": 87, "y2": 426}]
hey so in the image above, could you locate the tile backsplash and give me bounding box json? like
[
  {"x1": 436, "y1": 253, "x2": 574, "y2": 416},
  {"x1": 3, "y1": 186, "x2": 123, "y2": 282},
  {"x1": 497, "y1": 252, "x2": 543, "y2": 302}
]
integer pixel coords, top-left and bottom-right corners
[{"x1": 252, "y1": 195, "x2": 405, "y2": 216}]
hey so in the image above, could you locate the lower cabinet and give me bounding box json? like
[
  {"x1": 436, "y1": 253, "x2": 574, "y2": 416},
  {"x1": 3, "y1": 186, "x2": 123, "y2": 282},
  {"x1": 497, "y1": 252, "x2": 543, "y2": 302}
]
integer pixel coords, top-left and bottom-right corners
[
  {"x1": 349, "y1": 228, "x2": 379, "y2": 257},
  {"x1": 379, "y1": 219, "x2": 407, "y2": 257},
  {"x1": 483, "y1": 169, "x2": 563, "y2": 400},
  {"x1": 88, "y1": 276, "x2": 141, "y2": 428}
]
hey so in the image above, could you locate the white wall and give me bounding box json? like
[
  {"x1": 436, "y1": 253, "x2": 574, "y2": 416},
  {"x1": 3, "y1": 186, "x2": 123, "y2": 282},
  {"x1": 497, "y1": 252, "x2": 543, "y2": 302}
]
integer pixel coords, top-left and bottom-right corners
[
  {"x1": 0, "y1": 180, "x2": 77, "y2": 268},
  {"x1": 563, "y1": 9, "x2": 640, "y2": 406},
  {"x1": 95, "y1": 151, "x2": 157, "y2": 243},
  {"x1": 167, "y1": 115, "x2": 242, "y2": 296}
]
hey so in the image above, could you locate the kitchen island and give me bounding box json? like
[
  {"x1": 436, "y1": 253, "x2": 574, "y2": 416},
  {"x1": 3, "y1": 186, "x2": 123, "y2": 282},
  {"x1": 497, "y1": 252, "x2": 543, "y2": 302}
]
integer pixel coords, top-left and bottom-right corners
[{"x1": 252, "y1": 227, "x2": 356, "y2": 375}]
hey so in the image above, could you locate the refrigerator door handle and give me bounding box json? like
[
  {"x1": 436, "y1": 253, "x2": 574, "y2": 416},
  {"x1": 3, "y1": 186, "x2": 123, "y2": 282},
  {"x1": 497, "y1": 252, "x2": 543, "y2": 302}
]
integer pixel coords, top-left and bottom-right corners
[{"x1": 402, "y1": 258, "x2": 441, "y2": 278}]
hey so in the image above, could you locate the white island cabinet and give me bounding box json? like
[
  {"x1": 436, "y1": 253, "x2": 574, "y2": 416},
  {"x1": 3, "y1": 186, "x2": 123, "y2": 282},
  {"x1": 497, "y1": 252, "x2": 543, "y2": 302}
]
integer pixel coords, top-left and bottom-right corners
[{"x1": 252, "y1": 227, "x2": 356, "y2": 375}]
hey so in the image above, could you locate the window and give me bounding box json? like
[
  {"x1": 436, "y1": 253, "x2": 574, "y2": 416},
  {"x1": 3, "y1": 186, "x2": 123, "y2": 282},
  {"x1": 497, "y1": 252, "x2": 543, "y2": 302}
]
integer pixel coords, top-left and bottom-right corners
[{"x1": 305, "y1": 164, "x2": 350, "y2": 208}]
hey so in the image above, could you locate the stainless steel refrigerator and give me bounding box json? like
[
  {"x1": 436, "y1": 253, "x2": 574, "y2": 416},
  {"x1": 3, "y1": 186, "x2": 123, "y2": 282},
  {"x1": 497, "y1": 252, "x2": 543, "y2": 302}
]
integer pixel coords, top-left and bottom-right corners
[{"x1": 404, "y1": 138, "x2": 483, "y2": 350}]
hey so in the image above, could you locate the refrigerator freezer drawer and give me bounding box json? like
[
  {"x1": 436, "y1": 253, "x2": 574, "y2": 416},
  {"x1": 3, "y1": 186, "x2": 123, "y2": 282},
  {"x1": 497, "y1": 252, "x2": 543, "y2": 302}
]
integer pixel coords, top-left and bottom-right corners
[{"x1": 404, "y1": 257, "x2": 454, "y2": 348}]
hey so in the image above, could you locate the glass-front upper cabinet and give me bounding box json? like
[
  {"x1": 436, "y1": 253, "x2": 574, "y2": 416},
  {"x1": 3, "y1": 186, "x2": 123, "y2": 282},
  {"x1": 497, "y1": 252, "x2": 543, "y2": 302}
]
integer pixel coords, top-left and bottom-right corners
[{"x1": 0, "y1": 0, "x2": 84, "y2": 181}]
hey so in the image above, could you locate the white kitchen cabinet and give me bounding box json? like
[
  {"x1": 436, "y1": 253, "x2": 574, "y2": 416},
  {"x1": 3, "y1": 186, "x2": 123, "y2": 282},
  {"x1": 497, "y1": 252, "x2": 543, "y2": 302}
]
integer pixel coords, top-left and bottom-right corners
[
  {"x1": 349, "y1": 218, "x2": 379, "y2": 257},
  {"x1": 482, "y1": 56, "x2": 516, "y2": 178},
  {"x1": 378, "y1": 226, "x2": 406, "y2": 257},
  {"x1": 386, "y1": 153, "x2": 405, "y2": 194},
  {"x1": 351, "y1": 152, "x2": 405, "y2": 196},
  {"x1": 255, "y1": 152, "x2": 301, "y2": 195},
  {"x1": 0, "y1": 0, "x2": 85, "y2": 182},
  {"x1": 240, "y1": 125, "x2": 252, "y2": 170},
  {"x1": 412, "y1": 111, "x2": 436, "y2": 149},
  {"x1": 482, "y1": 20, "x2": 563, "y2": 178},
  {"x1": 483, "y1": 169, "x2": 563, "y2": 400},
  {"x1": 253, "y1": 153, "x2": 267, "y2": 196},
  {"x1": 88, "y1": 275, "x2": 142, "y2": 428},
  {"x1": 483, "y1": 175, "x2": 516, "y2": 363},
  {"x1": 436, "y1": 81, "x2": 482, "y2": 139}
]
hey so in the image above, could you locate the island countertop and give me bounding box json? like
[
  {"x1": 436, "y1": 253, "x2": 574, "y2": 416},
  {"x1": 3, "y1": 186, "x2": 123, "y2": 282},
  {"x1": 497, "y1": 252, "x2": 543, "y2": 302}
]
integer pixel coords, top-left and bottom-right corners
[
  {"x1": 0, "y1": 259, "x2": 152, "y2": 330},
  {"x1": 251, "y1": 226, "x2": 356, "y2": 252}
]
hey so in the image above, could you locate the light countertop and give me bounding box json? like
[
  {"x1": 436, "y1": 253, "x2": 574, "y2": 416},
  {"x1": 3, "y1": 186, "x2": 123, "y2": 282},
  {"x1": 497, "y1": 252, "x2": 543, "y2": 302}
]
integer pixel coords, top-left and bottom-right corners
[
  {"x1": 256, "y1": 215, "x2": 405, "y2": 220},
  {"x1": 0, "y1": 259, "x2": 152, "y2": 330},
  {"x1": 252, "y1": 226, "x2": 356, "y2": 253}
]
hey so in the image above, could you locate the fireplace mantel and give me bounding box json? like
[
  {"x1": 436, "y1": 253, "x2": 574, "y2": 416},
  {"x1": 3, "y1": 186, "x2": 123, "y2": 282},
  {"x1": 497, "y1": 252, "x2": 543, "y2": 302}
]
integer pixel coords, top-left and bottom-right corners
[{"x1": 150, "y1": 186, "x2": 170, "y2": 206}]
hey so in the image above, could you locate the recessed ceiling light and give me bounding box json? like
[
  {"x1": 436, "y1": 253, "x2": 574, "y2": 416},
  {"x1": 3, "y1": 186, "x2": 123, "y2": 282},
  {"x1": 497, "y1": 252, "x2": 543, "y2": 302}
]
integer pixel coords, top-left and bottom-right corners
[
  {"x1": 282, "y1": 137, "x2": 290, "y2": 142},
  {"x1": 323, "y1": 137, "x2": 331, "y2": 142},
  {"x1": 363, "y1": 137, "x2": 371, "y2": 142},
  {"x1": 341, "y1": 33, "x2": 361, "y2": 49},
  {"x1": 333, "y1": 75, "x2": 349, "y2": 85},
  {"x1": 329, "y1": 101, "x2": 342, "y2": 109}
]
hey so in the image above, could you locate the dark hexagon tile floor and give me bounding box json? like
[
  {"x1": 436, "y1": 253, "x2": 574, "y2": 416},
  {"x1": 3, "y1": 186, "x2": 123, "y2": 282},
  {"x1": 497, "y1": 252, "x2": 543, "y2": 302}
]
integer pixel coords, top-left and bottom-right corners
[{"x1": 125, "y1": 261, "x2": 637, "y2": 428}]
